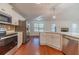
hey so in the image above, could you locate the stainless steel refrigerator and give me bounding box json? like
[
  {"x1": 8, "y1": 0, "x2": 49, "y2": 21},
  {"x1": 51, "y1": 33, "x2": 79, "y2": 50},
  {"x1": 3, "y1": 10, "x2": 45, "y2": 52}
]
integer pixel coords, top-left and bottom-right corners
[{"x1": 15, "y1": 20, "x2": 29, "y2": 44}]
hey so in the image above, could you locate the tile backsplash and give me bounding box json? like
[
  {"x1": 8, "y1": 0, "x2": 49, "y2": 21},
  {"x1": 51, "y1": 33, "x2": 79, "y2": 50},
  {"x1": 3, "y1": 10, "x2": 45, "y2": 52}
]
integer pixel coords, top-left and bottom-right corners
[{"x1": 0, "y1": 24, "x2": 15, "y2": 31}]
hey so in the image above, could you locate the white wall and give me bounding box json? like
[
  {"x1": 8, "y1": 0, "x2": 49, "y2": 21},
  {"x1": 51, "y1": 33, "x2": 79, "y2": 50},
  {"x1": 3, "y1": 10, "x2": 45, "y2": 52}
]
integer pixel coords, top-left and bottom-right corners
[
  {"x1": 55, "y1": 3, "x2": 79, "y2": 33},
  {"x1": 27, "y1": 20, "x2": 52, "y2": 36},
  {"x1": 27, "y1": 16, "x2": 54, "y2": 36},
  {"x1": 27, "y1": 3, "x2": 79, "y2": 36}
]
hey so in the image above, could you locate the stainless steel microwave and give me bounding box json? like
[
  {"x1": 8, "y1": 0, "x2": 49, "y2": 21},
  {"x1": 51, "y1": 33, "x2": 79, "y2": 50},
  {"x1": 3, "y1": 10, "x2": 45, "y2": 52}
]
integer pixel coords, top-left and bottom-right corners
[
  {"x1": 61, "y1": 28, "x2": 69, "y2": 32},
  {"x1": 0, "y1": 11, "x2": 12, "y2": 23}
]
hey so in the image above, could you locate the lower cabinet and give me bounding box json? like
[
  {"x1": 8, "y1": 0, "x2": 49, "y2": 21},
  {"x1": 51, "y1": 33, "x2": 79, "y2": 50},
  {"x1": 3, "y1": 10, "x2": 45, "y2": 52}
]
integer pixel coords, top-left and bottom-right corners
[
  {"x1": 47, "y1": 33, "x2": 62, "y2": 51},
  {"x1": 17, "y1": 32, "x2": 23, "y2": 48},
  {"x1": 40, "y1": 33, "x2": 47, "y2": 45},
  {"x1": 40, "y1": 33, "x2": 62, "y2": 51}
]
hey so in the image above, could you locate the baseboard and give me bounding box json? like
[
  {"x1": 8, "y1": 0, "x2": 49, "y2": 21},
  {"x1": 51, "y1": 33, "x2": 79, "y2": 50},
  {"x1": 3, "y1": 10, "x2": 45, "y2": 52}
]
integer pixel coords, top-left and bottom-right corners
[
  {"x1": 47, "y1": 44, "x2": 62, "y2": 51},
  {"x1": 40, "y1": 45, "x2": 64, "y2": 54}
]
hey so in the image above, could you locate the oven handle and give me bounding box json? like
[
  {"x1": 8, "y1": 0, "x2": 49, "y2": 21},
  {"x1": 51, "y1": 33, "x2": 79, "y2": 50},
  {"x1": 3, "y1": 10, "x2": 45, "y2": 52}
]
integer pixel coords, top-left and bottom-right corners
[{"x1": 0, "y1": 34, "x2": 17, "y2": 40}]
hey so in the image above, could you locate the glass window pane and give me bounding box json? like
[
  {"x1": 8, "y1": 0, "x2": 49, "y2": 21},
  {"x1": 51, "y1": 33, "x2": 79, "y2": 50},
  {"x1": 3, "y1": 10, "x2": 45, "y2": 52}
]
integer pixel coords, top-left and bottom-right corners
[
  {"x1": 34, "y1": 23, "x2": 38, "y2": 27},
  {"x1": 39, "y1": 24, "x2": 44, "y2": 28},
  {"x1": 71, "y1": 24, "x2": 77, "y2": 33},
  {"x1": 34, "y1": 23, "x2": 44, "y2": 32},
  {"x1": 34, "y1": 28, "x2": 38, "y2": 32},
  {"x1": 39, "y1": 29, "x2": 44, "y2": 32},
  {"x1": 51, "y1": 24, "x2": 56, "y2": 32}
]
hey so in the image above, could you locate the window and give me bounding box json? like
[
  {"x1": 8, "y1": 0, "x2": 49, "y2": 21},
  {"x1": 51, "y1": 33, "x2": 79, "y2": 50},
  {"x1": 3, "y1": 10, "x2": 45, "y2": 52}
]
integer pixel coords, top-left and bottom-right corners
[
  {"x1": 34, "y1": 23, "x2": 44, "y2": 32},
  {"x1": 39, "y1": 24, "x2": 44, "y2": 32},
  {"x1": 71, "y1": 24, "x2": 77, "y2": 33},
  {"x1": 51, "y1": 24, "x2": 56, "y2": 32},
  {"x1": 34, "y1": 23, "x2": 39, "y2": 32},
  {"x1": 27, "y1": 23, "x2": 30, "y2": 32}
]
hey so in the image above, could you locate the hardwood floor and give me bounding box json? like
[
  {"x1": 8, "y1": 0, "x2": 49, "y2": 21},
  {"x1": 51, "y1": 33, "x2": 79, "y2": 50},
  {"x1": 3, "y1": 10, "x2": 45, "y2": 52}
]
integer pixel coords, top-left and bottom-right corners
[
  {"x1": 14, "y1": 36, "x2": 63, "y2": 55},
  {"x1": 40, "y1": 45, "x2": 63, "y2": 55}
]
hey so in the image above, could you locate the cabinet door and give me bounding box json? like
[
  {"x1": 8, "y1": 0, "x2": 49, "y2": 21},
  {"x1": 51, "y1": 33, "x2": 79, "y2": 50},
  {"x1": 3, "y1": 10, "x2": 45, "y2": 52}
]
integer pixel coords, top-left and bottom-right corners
[
  {"x1": 0, "y1": 4, "x2": 25, "y2": 25},
  {"x1": 46, "y1": 34, "x2": 53, "y2": 45},
  {"x1": 17, "y1": 32, "x2": 23, "y2": 48},
  {"x1": 40, "y1": 33, "x2": 62, "y2": 50},
  {"x1": 47, "y1": 33, "x2": 62, "y2": 50},
  {"x1": 9, "y1": 10, "x2": 19, "y2": 25},
  {"x1": 0, "y1": 8, "x2": 19, "y2": 25},
  {"x1": 40, "y1": 33, "x2": 47, "y2": 45}
]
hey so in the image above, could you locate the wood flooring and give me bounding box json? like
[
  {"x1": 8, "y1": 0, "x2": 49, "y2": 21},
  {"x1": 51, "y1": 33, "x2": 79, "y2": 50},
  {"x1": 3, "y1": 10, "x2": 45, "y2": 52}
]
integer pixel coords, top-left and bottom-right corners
[{"x1": 14, "y1": 36, "x2": 63, "y2": 55}]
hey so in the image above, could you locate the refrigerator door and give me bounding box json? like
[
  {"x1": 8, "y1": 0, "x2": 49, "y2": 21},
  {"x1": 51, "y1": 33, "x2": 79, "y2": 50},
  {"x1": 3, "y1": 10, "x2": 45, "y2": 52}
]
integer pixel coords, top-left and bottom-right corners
[{"x1": 15, "y1": 20, "x2": 28, "y2": 44}]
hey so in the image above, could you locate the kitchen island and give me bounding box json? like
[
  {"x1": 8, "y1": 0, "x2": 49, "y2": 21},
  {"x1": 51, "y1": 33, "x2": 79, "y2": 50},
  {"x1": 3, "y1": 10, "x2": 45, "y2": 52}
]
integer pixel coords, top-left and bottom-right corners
[{"x1": 40, "y1": 32, "x2": 79, "y2": 55}]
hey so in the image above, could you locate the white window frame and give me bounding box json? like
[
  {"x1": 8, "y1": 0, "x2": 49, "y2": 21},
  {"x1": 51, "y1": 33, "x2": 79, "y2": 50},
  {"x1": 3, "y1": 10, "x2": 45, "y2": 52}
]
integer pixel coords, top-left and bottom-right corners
[{"x1": 34, "y1": 23, "x2": 44, "y2": 32}]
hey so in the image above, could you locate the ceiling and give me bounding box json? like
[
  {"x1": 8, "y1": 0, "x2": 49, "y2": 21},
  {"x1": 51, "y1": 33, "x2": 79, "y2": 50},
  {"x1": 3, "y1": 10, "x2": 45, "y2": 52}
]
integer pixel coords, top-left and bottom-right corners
[{"x1": 11, "y1": 3, "x2": 60, "y2": 21}]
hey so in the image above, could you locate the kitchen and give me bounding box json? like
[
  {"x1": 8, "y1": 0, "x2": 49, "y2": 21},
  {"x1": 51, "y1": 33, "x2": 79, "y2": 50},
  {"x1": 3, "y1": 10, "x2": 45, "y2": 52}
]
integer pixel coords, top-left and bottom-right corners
[
  {"x1": 0, "y1": 3, "x2": 79, "y2": 55},
  {"x1": 0, "y1": 3, "x2": 26, "y2": 55}
]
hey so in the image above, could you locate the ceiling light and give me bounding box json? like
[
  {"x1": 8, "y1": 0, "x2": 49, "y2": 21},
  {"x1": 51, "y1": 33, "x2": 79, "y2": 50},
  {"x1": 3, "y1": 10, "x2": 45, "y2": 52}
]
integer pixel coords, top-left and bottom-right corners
[{"x1": 53, "y1": 16, "x2": 56, "y2": 19}]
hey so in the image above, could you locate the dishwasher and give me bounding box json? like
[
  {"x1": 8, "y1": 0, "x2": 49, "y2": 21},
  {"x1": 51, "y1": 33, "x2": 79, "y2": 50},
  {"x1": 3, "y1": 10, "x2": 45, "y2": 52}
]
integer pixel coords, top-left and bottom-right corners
[{"x1": 62, "y1": 35, "x2": 79, "y2": 55}]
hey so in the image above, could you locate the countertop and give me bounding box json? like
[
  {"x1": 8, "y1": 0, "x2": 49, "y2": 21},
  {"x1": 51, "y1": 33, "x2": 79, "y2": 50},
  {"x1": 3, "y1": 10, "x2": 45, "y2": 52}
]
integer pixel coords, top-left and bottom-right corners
[
  {"x1": 40, "y1": 32, "x2": 79, "y2": 39},
  {"x1": 59, "y1": 32, "x2": 79, "y2": 39},
  {"x1": 0, "y1": 31, "x2": 17, "y2": 40},
  {"x1": 6, "y1": 31, "x2": 17, "y2": 36}
]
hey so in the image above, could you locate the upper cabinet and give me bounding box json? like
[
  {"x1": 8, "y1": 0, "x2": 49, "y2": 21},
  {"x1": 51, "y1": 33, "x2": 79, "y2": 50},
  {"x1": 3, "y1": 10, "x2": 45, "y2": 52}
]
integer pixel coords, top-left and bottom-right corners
[{"x1": 0, "y1": 3, "x2": 25, "y2": 25}]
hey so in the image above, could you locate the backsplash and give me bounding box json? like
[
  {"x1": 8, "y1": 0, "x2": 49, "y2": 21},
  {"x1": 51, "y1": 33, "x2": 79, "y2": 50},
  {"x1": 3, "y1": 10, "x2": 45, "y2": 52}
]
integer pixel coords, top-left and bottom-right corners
[{"x1": 0, "y1": 24, "x2": 15, "y2": 31}]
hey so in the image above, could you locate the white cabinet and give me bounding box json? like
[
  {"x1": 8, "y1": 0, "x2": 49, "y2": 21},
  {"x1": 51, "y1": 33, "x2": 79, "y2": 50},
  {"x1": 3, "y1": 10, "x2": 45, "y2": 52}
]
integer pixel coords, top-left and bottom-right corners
[
  {"x1": 47, "y1": 33, "x2": 62, "y2": 51},
  {"x1": 0, "y1": 3, "x2": 25, "y2": 25},
  {"x1": 40, "y1": 33, "x2": 62, "y2": 51},
  {"x1": 17, "y1": 32, "x2": 23, "y2": 48},
  {"x1": 40, "y1": 33, "x2": 47, "y2": 45},
  {"x1": 7, "y1": 9, "x2": 25, "y2": 25},
  {"x1": 10, "y1": 10, "x2": 19, "y2": 25},
  {"x1": 46, "y1": 34, "x2": 52, "y2": 45}
]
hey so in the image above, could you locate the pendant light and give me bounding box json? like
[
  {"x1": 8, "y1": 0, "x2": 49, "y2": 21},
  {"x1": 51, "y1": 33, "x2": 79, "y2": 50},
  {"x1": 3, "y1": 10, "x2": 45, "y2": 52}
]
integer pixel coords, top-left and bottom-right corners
[{"x1": 52, "y1": 7, "x2": 56, "y2": 19}]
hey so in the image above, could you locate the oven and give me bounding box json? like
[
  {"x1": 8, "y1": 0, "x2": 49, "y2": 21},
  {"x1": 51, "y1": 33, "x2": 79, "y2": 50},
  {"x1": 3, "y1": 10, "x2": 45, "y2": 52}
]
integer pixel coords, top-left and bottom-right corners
[{"x1": 0, "y1": 34, "x2": 18, "y2": 55}]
